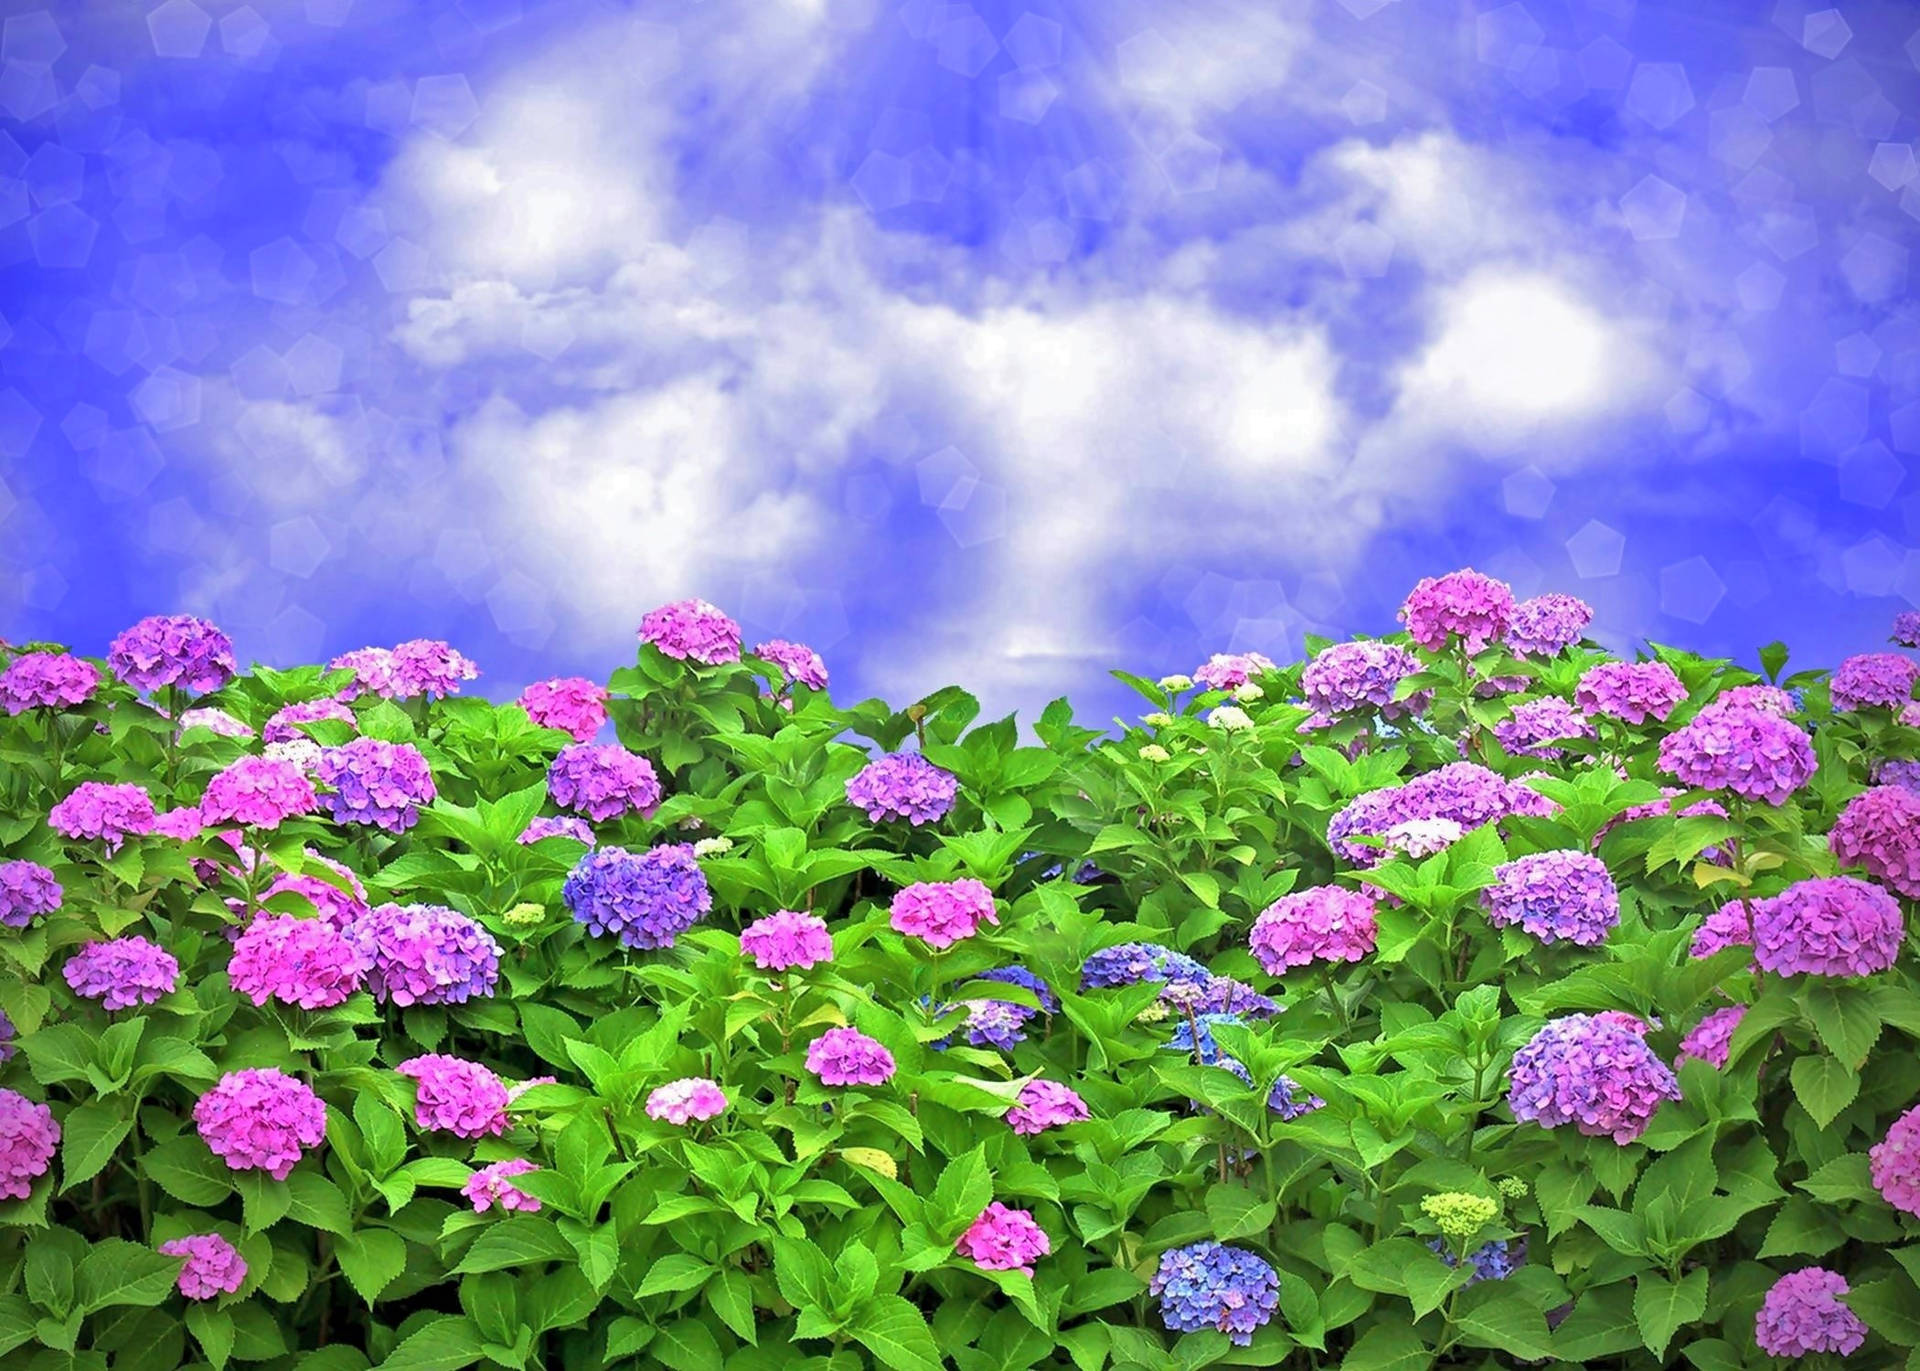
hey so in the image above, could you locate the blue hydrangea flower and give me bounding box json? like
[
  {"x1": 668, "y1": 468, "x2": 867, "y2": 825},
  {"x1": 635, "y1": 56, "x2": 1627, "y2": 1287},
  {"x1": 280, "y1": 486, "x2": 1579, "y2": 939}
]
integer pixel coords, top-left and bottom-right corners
[
  {"x1": 1149, "y1": 1242, "x2": 1281, "y2": 1345},
  {"x1": 1267, "y1": 1075, "x2": 1324, "y2": 1120},
  {"x1": 971, "y1": 964, "x2": 1057, "y2": 1013},
  {"x1": 1429, "y1": 1237, "x2": 1520, "y2": 1284},
  {"x1": 1081, "y1": 942, "x2": 1209, "y2": 990},
  {"x1": 562, "y1": 844, "x2": 712, "y2": 949}
]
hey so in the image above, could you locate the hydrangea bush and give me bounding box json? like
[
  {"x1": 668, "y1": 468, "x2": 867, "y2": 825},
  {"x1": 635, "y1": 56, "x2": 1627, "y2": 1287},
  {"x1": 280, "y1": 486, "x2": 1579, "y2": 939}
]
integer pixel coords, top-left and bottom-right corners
[{"x1": 5, "y1": 579, "x2": 1920, "y2": 1371}]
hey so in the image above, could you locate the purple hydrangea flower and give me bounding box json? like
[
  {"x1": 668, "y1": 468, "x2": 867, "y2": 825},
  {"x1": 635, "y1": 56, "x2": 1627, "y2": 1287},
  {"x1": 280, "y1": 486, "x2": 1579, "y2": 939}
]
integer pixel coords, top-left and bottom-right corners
[
  {"x1": 1268, "y1": 1075, "x2": 1325, "y2": 1120},
  {"x1": 1007, "y1": 1080, "x2": 1089, "y2": 1134},
  {"x1": 1749, "y1": 876, "x2": 1903, "y2": 978},
  {"x1": 547, "y1": 743, "x2": 661, "y2": 822},
  {"x1": 1754, "y1": 1268, "x2": 1866, "y2": 1358},
  {"x1": 108, "y1": 615, "x2": 237, "y2": 696},
  {"x1": 740, "y1": 910, "x2": 833, "y2": 970},
  {"x1": 347, "y1": 903, "x2": 501, "y2": 1006},
  {"x1": 1193, "y1": 652, "x2": 1277, "y2": 691},
  {"x1": 1175, "y1": 974, "x2": 1279, "y2": 1018},
  {"x1": 1675, "y1": 1005, "x2": 1747, "y2": 1070},
  {"x1": 1150, "y1": 1243, "x2": 1281, "y2": 1346},
  {"x1": 227, "y1": 915, "x2": 371, "y2": 1009},
  {"x1": 159, "y1": 1234, "x2": 247, "y2": 1300},
  {"x1": 645, "y1": 1078, "x2": 728, "y2": 1125},
  {"x1": 1429, "y1": 1238, "x2": 1519, "y2": 1285},
  {"x1": 314, "y1": 738, "x2": 436, "y2": 832},
  {"x1": 194, "y1": 1068, "x2": 325, "y2": 1179},
  {"x1": 934, "y1": 998, "x2": 1032, "y2": 1051},
  {"x1": 263, "y1": 698, "x2": 357, "y2": 744},
  {"x1": 805, "y1": 1026, "x2": 896, "y2": 1086},
  {"x1": 1506, "y1": 1013, "x2": 1681, "y2": 1144},
  {"x1": 754, "y1": 639, "x2": 829, "y2": 691},
  {"x1": 957, "y1": 1202, "x2": 1051, "y2": 1276},
  {"x1": 1575, "y1": 661, "x2": 1688, "y2": 725},
  {"x1": 397, "y1": 1054, "x2": 509, "y2": 1138},
  {"x1": 1871, "y1": 1103, "x2": 1920, "y2": 1217},
  {"x1": 1327, "y1": 763, "x2": 1534, "y2": 868},
  {"x1": 49, "y1": 781, "x2": 157, "y2": 853},
  {"x1": 1829, "y1": 785, "x2": 1920, "y2": 897},
  {"x1": 1399, "y1": 569, "x2": 1515, "y2": 654},
  {"x1": 1080, "y1": 943, "x2": 1209, "y2": 990},
  {"x1": 519, "y1": 814, "x2": 596, "y2": 846},
  {"x1": 0, "y1": 860, "x2": 61, "y2": 928},
  {"x1": 518, "y1": 677, "x2": 609, "y2": 742},
  {"x1": 176, "y1": 707, "x2": 252, "y2": 739},
  {"x1": 386, "y1": 640, "x2": 480, "y2": 700},
  {"x1": 1482, "y1": 850, "x2": 1620, "y2": 947},
  {"x1": 198, "y1": 755, "x2": 318, "y2": 830},
  {"x1": 1713, "y1": 684, "x2": 1796, "y2": 716},
  {"x1": 563, "y1": 844, "x2": 712, "y2": 949},
  {"x1": 1832, "y1": 653, "x2": 1920, "y2": 712},
  {"x1": 64, "y1": 936, "x2": 179, "y2": 1010},
  {"x1": 327, "y1": 647, "x2": 398, "y2": 702},
  {"x1": 0, "y1": 1089, "x2": 59, "y2": 1200},
  {"x1": 638, "y1": 599, "x2": 742, "y2": 665},
  {"x1": 1656, "y1": 705, "x2": 1815, "y2": 805},
  {"x1": 1251, "y1": 886, "x2": 1378, "y2": 970},
  {"x1": 1873, "y1": 757, "x2": 1920, "y2": 793},
  {"x1": 465, "y1": 1158, "x2": 540, "y2": 1213},
  {"x1": 1896, "y1": 612, "x2": 1920, "y2": 649},
  {"x1": 0, "y1": 1007, "x2": 13, "y2": 1063},
  {"x1": 1493, "y1": 698, "x2": 1595, "y2": 761},
  {"x1": 1690, "y1": 899, "x2": 1754, "y2": 961},
  {"x1": 890, "y1": 879, "x2": 999, "y2": 950},
  {"x1": 1301, "y1": 641, "x2": 1429, "y2": 719},
  {"x1": 845, "y1": 753, "x2": 959, "y2": 826},
  {"x1": 0, "y1": 652, "x2": 101, "y2": 714},
  {"x1": 1506, "y1": 593, "x2": 1592, "y2": 658},
  {"x1": 971, "y1": 965, "x2": 1057, "y2": 1013}
]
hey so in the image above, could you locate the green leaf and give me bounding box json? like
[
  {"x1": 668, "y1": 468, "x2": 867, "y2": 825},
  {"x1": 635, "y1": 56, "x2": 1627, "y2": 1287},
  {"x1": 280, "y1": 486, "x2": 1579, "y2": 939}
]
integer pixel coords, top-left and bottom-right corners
[
  {"x1": 772, "y1": 1238, "x2": 834, "y2": 1315},
  {"x1": 1847, "y1": 1278, "x2": 1920, "y2": 1346},
  {"x1": 1452, "y1": 1287, "x2": 1556, "y2": 1362},
  {"x1": 1339, "y1": 1323, "x2": 1432, "y2": 1371},
  {"x1": 334, "y1": 1230, "x2": 407, "y2": 1304},
  {"x1": 141, "y1": 1137, "x2": 234, "y2": 1206},
  {"x1": 1634, "y1": 1269, "x2": 1708, "y2": 1358},
  {"x1": 452, "y1": 1215, "x2": 576, "y2": 1273},
  {"x1": 377, "y1": 1315, "x2": 486, "y2": 1371},
  {"x1": 1790, "y1": 1054, "x2": 1859, "y2": 1129},
  {"x1": 58, "y1": 1102, "x2": 133, "y2": 1191},
  {"x1": 637, "y1": 1255, "x2": 714, "y2": 1297},
  {"x1": 706, "y1": 1270, "x2": 756, "y2": 1344},
  {"x1": 846, "y1": 1295, "x2": 943, "y2": 1371},
  {"x1": 928, "y1": 1144, "x2": 993, "y2": 1236},
  {"x1": 1551, "y1": 1285, "x2": 1643, "y2": 1362},
  {"x1": 1802, "y1": 982, "x2": 1882, "y2": 1070},
  {"x1": 1798, "y1": 1153, "x2": 1878, "y2": 1205},
  {"x1": 1206, "y1": 1185, "x2": 1277, "y2": 1242},
  {"x1": 0, "y1": 1294, "x2": 32, "y2": 1359},
  {"x1": 74, "y1": 1239, "x2": 182, "y2": 1315},
  {"x1": 184, "y1": 1305, "x2": 234, "y2": 1371},
  {"x1": 649, "y1": 1319, "x2": 723, "y2": 1371},
  {"x1": 286, "y1": 1172, "x2": 353, "y2": 1235}
]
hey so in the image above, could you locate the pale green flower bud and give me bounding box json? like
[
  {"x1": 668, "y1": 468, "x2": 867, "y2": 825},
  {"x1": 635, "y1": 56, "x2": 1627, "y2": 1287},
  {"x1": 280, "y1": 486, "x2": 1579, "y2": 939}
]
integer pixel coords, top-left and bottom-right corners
[
  {"x1": 1139, "y1": 744, "x2": 1171, "y2": 763},
  {"x1": 1158, "y1": 674, "x2": 1194, "y2": 693},
  {"x1": 1421, "y1": 1192, "x2": 1498, "y2": 1241}
]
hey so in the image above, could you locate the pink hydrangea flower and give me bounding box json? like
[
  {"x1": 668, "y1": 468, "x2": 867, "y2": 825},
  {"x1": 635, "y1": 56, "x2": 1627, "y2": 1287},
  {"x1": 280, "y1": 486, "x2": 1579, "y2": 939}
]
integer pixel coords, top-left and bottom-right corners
[
  {"x1": 1831, "y1": 653, "x2": 1920, "y2": 713},
  {"x1": 1506, "y1": 1013, "x2": 1680, "y2": 1145},
  {"x1": 313, "y1": 738, "x2": 436, "y2": 832},
  {"x1": 1482, "y1": 850, "x2": 1620, "y2": 947},
  {"x1": 348, "y1": 903, "x2": 501, "y2": 1006},
  {"x1": 805, "y1": 1027, "x2": 896, "y2": 1086},
  {"x1": 64, "y1": 936, "x2": 180, "y2": 1010},
  {"x1": 108, "y1": 615, "x2": 237, "y2": 695},
  {"x1": 644, "y1": 1078, "x2": 728, "y2": 1125},
  {"x1": 159, "y1": 1234, "x2": 247, "y2": 1300},
  {"x1": 519, "y1": 814, "x2": 596, "y2": 846},
  {"x1": 1007, "y1": 1080, "x2": 1090, "y2": 1135},
  {"x1": 256, "y1": 855, "x2": 370, "y2": 927},
  {"x1": 0, "y1": 651, "x2": 101, "y2": 713},
  {"x1": 1399, "y1": 569, "x2": 1515, "y2": 654},
  {"x1": 518, "y1": 677, "x2": 610, "y2": 742},
  {"x1": 464, "y1": 1158, "x2": 540, "y2": 1214},
  {"x1": 889, "y1": 879, "x2": 999, "y2": 950},
  {"x1": 1193, "y1": 652, "x2": 1277, "y2": 691},
  {"x1": 754, "y1": 639, "x2": 828, "y2": 691},
  {"x1": 228, "y1": 916, "x2": 371, "y2": 1009},
  {"x1": 1656, "y1": 705, "x2": 1815, "y2": 805},
  {"x1": 1828, "y1": 786, "x2": 1920, "y2": 897},
  {"x1": 956, "y1": 1202, "x2": 1051, "y2": 1276},
  {"x1": 1712, "y1": 684, "x2": 1796, "y2": 716},
  {"x1": 49, "y1": 781, "x2": 158, "y2": 853},
  {"x1": 1754, "y1": 1269, "x2": 1866, "y2": 1358},
  {"x1": 1250, "y1": 887, "x2": 1378, "y2": 971},
  {"x1": 1493, "y1": 698, "x2": 1595, "y2": 761},
  {"x1": 1871, "y1": 1103, "x2": 1920, "y2": 1217},
  {"x1": 263, "y1": 698, "x2": 357, "y2": 744},
  {"x1": 547, "y1": 743, "x2": 661, "y2": 822},
  {"x1": 0, "y1": 1088, "x2": 59, "y2": 1200},
  {"x1": 1575, "y1": 661, "x2": 1687, "y2": 725},
  {"x1": 739, "y1": 910, "x2": 833, "y2": 970},
  {"x1": 194, "y1": 1068, "x2": 326, "y2": 1180},
  {"x1": 1506, "y1": 593, "x2": 1593, "y2": 658},
  {"x1": 1750, "y1": 876, "x2": 1903, "y2": 978},
  {"x1": 151, "y1": 806, "x2": 205, "y2": 840},
  {"x1": 0, "y1": 859, "x2": 61, "y2": 928},
  {"x1": 387, "y1": 640, "x2": 480, "y2": 700},
  {"x1": 639, "y1": 599, "x2": 742, "y2": 665},
  {"x1": 1675, "y1": 1005, "x2": 1747, "y2": 1070},
  {"x1": 328, "y1": 647, "x2": 398, "y2": 702},
  {"x1": 397, "y1": 1055, "x2": 509, "y2": 1139},
  {"x1": 199, "y1": 755, "x2": 318, "y2": 830}
]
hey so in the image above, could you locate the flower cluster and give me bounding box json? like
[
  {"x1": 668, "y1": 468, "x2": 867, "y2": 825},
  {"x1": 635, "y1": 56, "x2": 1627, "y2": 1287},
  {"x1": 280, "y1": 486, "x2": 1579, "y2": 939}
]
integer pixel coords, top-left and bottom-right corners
[
  {"x1": 754, "y1": 639, "x2": 829, "y2": 690},
  {"x1": 1428, "y1": 1239, "x2": 1518, "y2": 1285},
  {"x1": 1192, "y1": 652, "x2": 1277, "y2": 691},
  {"x1": 199, "y1": 755, "x2": 318, "y2": 830},
  {"x1": 64, "y1": 936, "x2": 179, "y2": 1010},
  {"x1": 227, "y1": 916, "x2": 371, "y2": 1009},
  {"x1": 844, "y1": 752, "x2": 959, "y2": 825},
  {"x1": 1506, "y1": 1013, "x2": 1681, "y2": 1144},
  {"x1": 645, "y1": 1078, "x2": 728, "y2": 1125},
  {"x1": 464, "y1": 1158, "x2": 540, "y2": 1214},
  {"x1": 1268, "y1": 1076, "x2": 1325, "y2": 1120},
  {"x1": 177, "y1": 707, "x2": 252, "y2": 737},
  {"x1": 1006, "y1": 1080, "x2": 1089, "y2": 1134},
  {"x1": 1149, "y1": 1242, "x2": 1280, "y2": 1346},
  {"x1": 327, "y1": 648, "x2": 399, "y2": 701},
  {"x1": 564, "y1": 844, "x2": 713, "y2": 949},
  {"x1": 1831, "y1": 652, "x2": 1920, "y2": 712},
  {"x1": 263, "y1": 697, "x2": 357, "y2": 743},
  {"x1": 1399, "y1": 569, "x2": 1514, "y2": 654},
  {"x1": 159, "y1": 1234, "x2": 248, "y2": 1300},
  {"x1": 1896, "y1": 610, "x2": 1920, "y2": 647},
  {"x1": 1675, "y1": 1005, "x2": 1747, "y2": 1070},
  {"x1": 349, "y1": 903, "x2": 502, "y2": 1006},
  {"x1": 1712, "y1": 683, "x2": 1796, "y2": 716},
  {"x1": 49, "y1": 780, "x2": 157, "y2": 853},
  {"x1": 1754, "y1": 1268, "x2": 1867, "y2": 1358},
  {"x1": 1871, "y1": 1103, "x2": 1920, "y2": 1217},
  {"x1": 520, "y1": 814, "x2": 595, "y2": 846},
  {"x1": 1482, "y1": 851, "x2": 1620, "y2": 947},
  {"x1": 0, "y1": 1088, "x2": 58, "y2": 1200},
  {"x1": 1327, "y1": 763, "x2": 1538, "y2": 868},
  {"x1": 194, "y1": 1068, "x2": 326, "y2": 1180},
  {"x1": 1300, "y1": 641, "x2": 1428, "y2": 718},
  {"x1": 956, "y1": 1203, "x2": 1050, "y2": 1276},
  {"x1": 0, "y1": 651, "x2": 100, "y2": 713},
  {"x1": 1656, "y1": 705, "x2": 1815, "y2": 805},
  {"x1": 0, "y1": 859, "x2": 61, "y2": 928},
  {"x1": 1492, "y1": 697, "x2": 1595, "y2": 760},
  {"x1": 1421, "y1": 1192, "x2": 1497, "y2": 1241},
  {"x1": 1080, "y1": 943, "x2": 1209, "y2": 990},
  {"x1": 518, "y1": 677, "x2": 610, "y2": 742},
  {"x1": 397, "y1": 1055, "x2": 509, "y2": 1138},
  {"x1": 805, "y1": 1027, "x2": 896, "y2": 1086},
  {"x1": 1749, "y1": 876, "x2": 1903, "y2": 978},
  {"x1": 0, "y1": 1008, "x2": 13, "y2": 1063},
  {"x1": 108, "y1": 614, "x2": 236, "y2": 695},
  {"x1": 1250, "y1": 886, "x2": 1379, "y2": 970},
  {"x1": 639, "y1": 599, "x2": 742, "y2": 665},
  {"x1": 313, "y1": 738, "x2": 437, "y2": 831},
  {"x1": 1574, "y1": 661, "x2": 1687, "y2": 725},
  {"x1": 1828, "y1": 785, "x2": 1920, "y2": 897},
  {"x1": 1506, "y1": 592, "x2": 1592, "y2": 657},
  {"x1": 1690, "y1": 900, "x2": 1754, "y2": 960},
  {"x1": 547, "y1": 743, "x2": 661, "y2": 822},
  {"x1": 890, "y1": 879, "x2": 999, "y2": 950},
  {"x1": 740, "y1": 909, "x2": 834, "y2": 970},
  {"x1": 257, "y1": 856, "x2": 370, "y2": 927}
]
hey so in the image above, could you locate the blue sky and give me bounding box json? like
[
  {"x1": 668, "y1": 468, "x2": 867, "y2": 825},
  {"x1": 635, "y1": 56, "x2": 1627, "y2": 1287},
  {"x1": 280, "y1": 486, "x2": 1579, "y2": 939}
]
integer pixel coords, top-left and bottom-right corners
[{"x1": 3, "y1": 0, "x2": 1919, "y2": 724}]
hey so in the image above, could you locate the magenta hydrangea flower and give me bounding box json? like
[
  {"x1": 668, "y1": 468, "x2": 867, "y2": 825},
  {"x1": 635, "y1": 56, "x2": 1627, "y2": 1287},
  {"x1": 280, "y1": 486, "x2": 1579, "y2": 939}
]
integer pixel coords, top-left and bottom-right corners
[
  {"x1": 313, "y1": 738, "x2": 436, "y2": 832},
  {"x1": 957, "y1": 1202, "x2": 1051, "y2": 1276},
  {"x1": 805, "y1": 1027, "x2": 896, "y2": 1086},
  {"x1": 1832, "y1": 652, "x2": 1920, "y2": 712},
  {"x1": 739, "y1": 909, "x2": 833, "y2": 971},
  {"x1": 1749, "y1": 876, "x2": 1903, "y2": 978},
  {"x1": 387, "y1": 640, "x2": 480, "y2": 700},
  {"x1": 194, "y1": 1068, "x2": 326, "y2": 1180},
  {"x1": 1506, "y1": 1013, "x2": 1681, "y2": 1144},
  {"x1": 1656, "y1": 705, "x2": 1815, "y2": 805},
  {"x1": 1482, "y1": 850, "x2": 1620, "y2": 947},
  {"x1": 0, "y1": 1089, "x2": 59, "y2": 1200},
  {"x1": 1690, "y1": 899, "x2": 1754, "y2": 961},
  {"x1": 1326, "y1": 763, "x2": 1533, "y2": 868},
  {"x1": 1575, "y1": 661, "x2": 1687, "y2": 725},
  {"x1": 159, "y1": 1234, "x2": 247, "y2": 1300},
  {"x1": 1399, "y1": 569, "x2": 1515, "y2": 654},
  {"x1": 1829, "y1": 785, "x2": 1920, "y2": 897},
  {"x1": 108, "y1": 615, "x2": 237, "y2": 695},
  {"x1": 845, "y1": 753, "x2": 959, "y2": 826},
  {"x1": 1193, "y1": 652, "x2": 1277, "y2": 691},
  {"x1": 547, "y1": 743, "x2": 661, "y2": 822},
  {"x1": 257, "y1": 855, "x2": 369, "y2": 927},
  {"x1": 0, "y1": 859, "x2": 61, "y2": 928},
  {"x1": 198, "y1": 755, "x2": 318, "y2": 830},
  {"x1": 1250, "y1": 886, "x2": 1378, "y2": 971},
  {"x1": 638, "y1": 599, "x2": 742, "y2": 665},
  {"x1": 152, "y1": 806, "x2": 206, "y2": 840},
  {"x1": 563, "y1": 844, "x2": 712, "y2": 949},
  {"x1": 754, "y1": 639, "x2": 828, "y2": 691},
  {"x1": 347, "y1": 903, "x2": 501, "y2": 1006},
  {"x1": 1675, "y1": 1005, "x2": 1747, "y2": 1070},
  {"x1": 397, "y1": 1054, "x2": 509, "y2": 1139},
  {"x1": 50, "y1": 781, "x2": 158, "y2": 853},
  {"x1": 327, "y1": 647, "x2": 397, "y2": 701},
  {"x1": 227, "y1": 916, "x2": 371, "y2": 1009},
  {"x1": 1871, "y1": 1103, "x2": 1920, "y2": 1217},
  {"x1": 644, "y1": 1078, "x2": 728, "y2": 1125},
  {"x1": 0, "y1": 651, "x2": 101, "y2": 714},
  {"x1": 1897, "y1": 612, "x2": 1920, "y2": 649},
  {"x1": 1007, "y1": 1080, "x2": 1090, "y2": 1135},
  {"x1": 263, "y1": 698, "x2": 357, "y2": 744},
  {"x1": 1300, "y1": 640, "x2": 1429, "y2": 719},
  {"x1": 1506, "y1": 593, "x2": 1593, "y2": 658},
  {"x1": 1713, "y1": 684, "x2": 1796, "y2": 716},
  {"x1": 177, "y1": 708, "x2": 252, "y2": 739},
  {"x1": 1754, "y1": 1268, "x2": 1867, "y2": 1358},
  {"x1": 518, "y1": 677, "x2": 609, "y2": 742},
  {"x1": 889, "y1": 879, "x2": 999, "y2": 950},
  {"x1": 64, "y1": 936, "x2": 179, "y2": 1010},
  {"x1": 1493, "y1": 697, "x2": 1596, "y2": 760},
  {"x1": 519, "y1": 814, "x2": 596, "y2": 846},
  {"x1": 464, "y1": 1158, "x2": 540, "y2": 1214}
]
